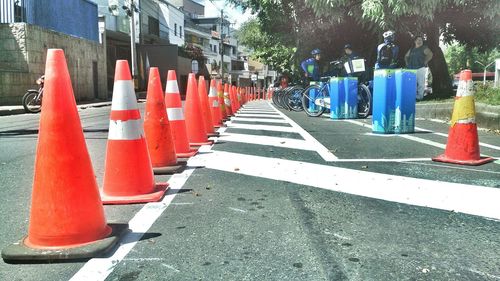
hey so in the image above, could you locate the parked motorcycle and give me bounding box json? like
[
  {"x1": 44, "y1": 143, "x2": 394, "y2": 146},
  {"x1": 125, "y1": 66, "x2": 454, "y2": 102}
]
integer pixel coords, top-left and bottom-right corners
[{"x1": 22, "y1": 75, "x2": 44, "y2": 113}]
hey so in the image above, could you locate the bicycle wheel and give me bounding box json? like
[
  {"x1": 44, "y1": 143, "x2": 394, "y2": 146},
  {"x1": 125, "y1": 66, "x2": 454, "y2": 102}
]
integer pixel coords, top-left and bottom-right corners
[
  {"x1": 22, "y1": 90, "x2": 42, "y2": 113},
  {"x1": 272, "y1": 88, "x2": 282, "y2": 107},
  {"x1": 278, "y1": 87, "x2": 290, "y2": 109},
  {"x1": 357, "y1": 84, "x2": 371, "y2": 118},
  {"x1": 286, "y1": 86, "x2": 304, "y2": 112},
  {"x1": 301, "y1": 85, "x2": 327, "y2": 117}
]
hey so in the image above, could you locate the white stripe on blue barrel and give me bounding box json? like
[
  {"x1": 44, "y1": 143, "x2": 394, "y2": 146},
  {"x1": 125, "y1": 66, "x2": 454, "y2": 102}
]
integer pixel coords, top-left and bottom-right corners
[
  {"x1": 167, "y1": 107, "x2": 185, "y2": 121},
  {"x1": 111, "y1": 80, "x2": 139, "y2": 110},
  {"x1": 108, "y1": 119, "x2": 144, "y2": 140}
]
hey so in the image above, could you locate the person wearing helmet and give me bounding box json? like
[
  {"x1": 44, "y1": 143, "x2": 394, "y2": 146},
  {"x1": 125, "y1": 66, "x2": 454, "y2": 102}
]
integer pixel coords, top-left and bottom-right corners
[
  {"x1": 375, "y1": 30, "x2": 399, "y2": 69},
  {"x1": 301, "y1": 49, "x2": 321, "y2": 81}
]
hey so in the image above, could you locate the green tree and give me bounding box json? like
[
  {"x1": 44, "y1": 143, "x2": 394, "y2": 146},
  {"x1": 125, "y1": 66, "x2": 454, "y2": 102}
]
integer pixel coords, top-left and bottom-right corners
[
  {"x1": 305, "y1": 0, "x2": 500, "y2": 98},
  {"x1": 445, "y1": 43, "x2": 499, "y2": 76},
  {"x1": 235, "y1": 0, "x2": 499, "y2": 98},
  {"x1": 236, "y1": 19, "x2": 297, "y2": 74}
]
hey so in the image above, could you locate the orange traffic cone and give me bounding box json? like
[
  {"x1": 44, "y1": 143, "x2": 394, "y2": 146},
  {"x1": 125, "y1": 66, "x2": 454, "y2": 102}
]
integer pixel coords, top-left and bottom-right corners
[
  {"x1": 101, "y1": 60, "x2": 168, "y2": 204},
  {"x1": 198, "y1": 76, "x2": 218, "y2": 137},
  {"x1": 218, "y1": 81, "x2": 228, "y2": 120},
  {"x1": 432, "y1": 70, "x2": 494, "y2": 165},
  {"x1": 144, "y1": 67, "x2": 184, "y2": 174},
  {"x1": 165, "y1": 70, "x2": 197, "y2": 158},
  {"x1": 185, "y1": 73, "x2": 213, "y2": 146},
  {"x1": 224, "y1": 83, "x2": 233, "y2": 116},
  {"x1": 209, "y1": 79, "x2": 222, "y2": 127},
  {"x1": 232, "y1": 86, "x2": 240, "y2": 112},
  {"x1": 1, "y1": 49, "x2": 125, "y2": 262}
]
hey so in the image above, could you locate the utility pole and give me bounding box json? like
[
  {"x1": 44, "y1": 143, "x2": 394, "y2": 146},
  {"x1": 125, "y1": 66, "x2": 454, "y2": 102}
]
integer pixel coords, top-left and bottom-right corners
[
  {"x1": 220, "y1": 9, "x2": 224, "y2": 81},
  {"x1": 129, "y1": 0, "x2": 137, "y2": 82}
]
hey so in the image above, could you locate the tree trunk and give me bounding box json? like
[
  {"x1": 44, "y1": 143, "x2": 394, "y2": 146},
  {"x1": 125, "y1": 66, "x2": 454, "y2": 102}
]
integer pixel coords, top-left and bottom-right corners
[{"x1": 426, "y1": 23, "x2": 453, "y2": 99}]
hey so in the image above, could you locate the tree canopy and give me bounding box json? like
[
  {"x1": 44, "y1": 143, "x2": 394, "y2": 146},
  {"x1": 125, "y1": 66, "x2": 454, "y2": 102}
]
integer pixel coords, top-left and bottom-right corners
[{"x1": 234, "y1": 0, "x2": 500, "y2": 97}]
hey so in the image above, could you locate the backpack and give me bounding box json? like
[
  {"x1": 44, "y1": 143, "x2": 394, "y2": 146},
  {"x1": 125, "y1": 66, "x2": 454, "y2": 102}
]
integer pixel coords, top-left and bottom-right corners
[{"x1": 378, "y1": 43, "x2": 394, "y2": 66}]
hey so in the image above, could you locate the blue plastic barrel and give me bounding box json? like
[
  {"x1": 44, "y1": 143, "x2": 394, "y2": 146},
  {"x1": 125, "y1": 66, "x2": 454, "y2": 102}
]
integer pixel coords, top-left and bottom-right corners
[
  {"x1": 395, "y1": 69, "x2": 417, "y2": 133},
  {"x1": 344, "y1": 77, "x2": 358, "y2": 119},
  {"x1": 372, "y1": 69, "x2": 396, "y2": 133},
  {"x1": 329, "y1": 78, "x2": 345, "y2": 119}
]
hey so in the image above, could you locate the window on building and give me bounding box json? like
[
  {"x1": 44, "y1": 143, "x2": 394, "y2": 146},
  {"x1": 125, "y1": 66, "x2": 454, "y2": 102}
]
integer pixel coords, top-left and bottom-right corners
[
  {"x1": 14, "y1": 0, "x2": 25, "y2": 22},
  {"x1": 232, "y1": 46, "x2": 236, "y2": 55},
  {"x1": 213, "y1": 45, "x2": 217, "y2": 53},
  {"x1": 212, "y1": 25, "x2": 217, "y2": 31},
  {"x1": 148, "y1": 16, "x2": 159, "y2": 36},
  {"x1": 174, "y1": 23, "x2": 177, "y2": 36},
  {"x1": 179, "y1": 26, "x2": 183, "y2": 38}
]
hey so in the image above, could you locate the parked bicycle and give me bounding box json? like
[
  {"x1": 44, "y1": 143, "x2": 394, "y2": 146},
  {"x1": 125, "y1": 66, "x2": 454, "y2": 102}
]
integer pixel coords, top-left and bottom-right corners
[
  {"x1": 301, "y1": 59, "x2": 372, "y2": 118},
  {"x1": 22, "y1": 75, "x2": 44, "y2": 113},
  {"x1": 271, "y1": 82, "x2": 305, "y2": 112}
]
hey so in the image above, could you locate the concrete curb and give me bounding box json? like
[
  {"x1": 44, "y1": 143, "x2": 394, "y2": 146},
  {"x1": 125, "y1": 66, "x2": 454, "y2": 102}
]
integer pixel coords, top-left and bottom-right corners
[{"x1": 416, "y1": 102, "x2": 500, "y2": 131}]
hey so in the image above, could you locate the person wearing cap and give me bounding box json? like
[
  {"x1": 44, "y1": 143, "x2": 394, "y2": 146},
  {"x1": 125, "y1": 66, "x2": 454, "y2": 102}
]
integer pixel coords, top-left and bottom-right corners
[
  {"x1": 375, "y1": 30, "x2": 399, "y2": 69},
  {"x1": 301, "y1": 49, "x2": 321, "y2": 81},
  {"x1": 405, "y1": 35, "x2": 433, "y2": 100},
  {"x1": 340, "y1": 44, "x2": 361, "y2": 75}
]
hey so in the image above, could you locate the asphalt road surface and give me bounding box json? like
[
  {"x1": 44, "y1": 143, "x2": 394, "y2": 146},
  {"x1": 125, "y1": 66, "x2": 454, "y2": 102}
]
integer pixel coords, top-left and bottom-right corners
[{"x1": 0, "y1": 100, "x2": 499, "y2": 281}]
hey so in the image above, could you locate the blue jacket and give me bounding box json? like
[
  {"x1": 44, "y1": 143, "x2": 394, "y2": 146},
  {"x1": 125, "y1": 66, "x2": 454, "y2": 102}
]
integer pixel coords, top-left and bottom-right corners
[
  {"x1": 375, "y1": 41, "x2": 399, "y2": 69},
  {"x1": 300, "y1": 57, "x2": 320, "y2": 81}
]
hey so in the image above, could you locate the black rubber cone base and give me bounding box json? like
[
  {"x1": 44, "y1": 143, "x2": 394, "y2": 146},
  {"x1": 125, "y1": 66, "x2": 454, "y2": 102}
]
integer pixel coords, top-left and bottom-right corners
[
  {"x1": 1, "y1": 223, "x2": 129, "y2": 263},
  {"x1": 153, "y1": 163, "x2": 186, "y2": 175}
]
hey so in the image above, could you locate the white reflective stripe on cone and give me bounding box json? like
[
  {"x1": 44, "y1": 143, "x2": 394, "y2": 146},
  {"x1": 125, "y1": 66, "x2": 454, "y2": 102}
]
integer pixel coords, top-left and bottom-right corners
[
  {"x1": 212, "y1": 100, "x2": 219, "y2": 107},
  {"x1": 224, "y1": 99, "x2": 231, "y2": 106},
  {"x1": 111, "y1": 80, "x2": 139, "y2": 110},
  {"x1": 456, "y1": 118, "x2": 476, "y2": 124},
  {"x1": 457, "y1": 80, "x2": 474, "y2": 97},
  {"x1": 209, "y1": 88, "x2": 217, "y2": 97},
  {"x1": 166, "y1": 82, "x2": 179, "y2": 94},
  {"x1": 167, "y1": 107, "x2": 185, "y2": 121},
  {"x1": 108, "y1": 119, "x2": 144, "y2": 140}
]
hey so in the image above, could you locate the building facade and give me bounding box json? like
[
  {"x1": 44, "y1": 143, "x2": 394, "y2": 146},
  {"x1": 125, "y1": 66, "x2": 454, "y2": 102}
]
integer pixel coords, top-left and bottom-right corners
[{"x1": 0, "y1": 0, "x2": 107, "y2": 105}]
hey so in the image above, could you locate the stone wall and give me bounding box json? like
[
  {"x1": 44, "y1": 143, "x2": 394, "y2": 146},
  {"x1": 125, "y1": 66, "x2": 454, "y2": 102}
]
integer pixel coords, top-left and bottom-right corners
[{"x1": 0, "y1": 23, "x2": 107, "y2": 105}]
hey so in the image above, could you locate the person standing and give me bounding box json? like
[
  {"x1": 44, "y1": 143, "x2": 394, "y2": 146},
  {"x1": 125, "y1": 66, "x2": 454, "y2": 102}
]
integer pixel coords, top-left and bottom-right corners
[
  {"x1": 301, "y1": 49, "x2": 321, "y2": 82},
  {"x1": 405, "y1": 35, "x2": 433, "y2": 100}
]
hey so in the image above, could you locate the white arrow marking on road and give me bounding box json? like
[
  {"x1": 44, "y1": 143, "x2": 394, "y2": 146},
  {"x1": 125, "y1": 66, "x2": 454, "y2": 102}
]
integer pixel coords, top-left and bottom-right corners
[{"x1": 191, "y1": 150, "x2": 500, "y2": 221}]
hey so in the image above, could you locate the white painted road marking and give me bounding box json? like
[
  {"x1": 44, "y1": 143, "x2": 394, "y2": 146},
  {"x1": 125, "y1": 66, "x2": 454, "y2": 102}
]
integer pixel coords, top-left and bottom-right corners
[
  {"x1": 192, "y1": 150, "x2": 500, "y2": 220},
  {"x1": 218, "y1": 132, "x2": 312, "y2": 151},
  {"x1": 70, "y1": 167, "x2": 197, "y2": 281},
  {"x1": 231, "y1": 117, "x2": 289, "y2": 123},
  {"x1": 225, "y1": 121, "x2": 298, "y2": 133},
  {"x1": 270, "y1": 102, "x2": 338, "y2": 161},
  {"x1": 343, "y1": 119, "x2": 499, "y2": 163}
]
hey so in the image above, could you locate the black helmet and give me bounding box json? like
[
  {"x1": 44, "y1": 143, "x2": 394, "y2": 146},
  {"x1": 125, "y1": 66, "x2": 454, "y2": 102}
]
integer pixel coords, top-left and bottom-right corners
[{"x1": 344, "y1": 44, "x2": 352, "y2": 50}]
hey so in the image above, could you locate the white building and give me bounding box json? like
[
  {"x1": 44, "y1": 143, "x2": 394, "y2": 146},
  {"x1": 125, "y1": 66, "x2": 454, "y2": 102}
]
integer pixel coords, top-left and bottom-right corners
[{"x1": 159, "y1": 0, "x2": 184, "y2": 46}]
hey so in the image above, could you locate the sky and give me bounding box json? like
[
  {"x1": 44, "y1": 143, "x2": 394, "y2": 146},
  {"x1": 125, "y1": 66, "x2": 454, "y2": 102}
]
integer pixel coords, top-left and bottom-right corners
[{"x1": 199, "y1": 0, "x2": 254, "y2": 29}]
